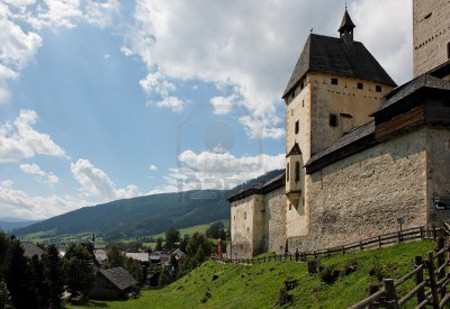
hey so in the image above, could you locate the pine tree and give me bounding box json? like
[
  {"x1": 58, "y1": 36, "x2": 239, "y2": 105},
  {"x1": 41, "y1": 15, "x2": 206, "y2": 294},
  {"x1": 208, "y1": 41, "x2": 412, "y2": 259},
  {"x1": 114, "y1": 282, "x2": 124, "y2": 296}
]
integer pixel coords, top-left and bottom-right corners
[
  {"x1": 0, "y1": 280, "x2": 10, "y2": 309},
  {"x1": 63, "y1": 244, "x2": 95, "y2": 301},
  {"x1": 105, "y1": 244, "x2": 126, "y2": 268},
  {"x1": 155, "y1": 238, "x2": 163, "y2": 251},
  {"x1": 43, "y1": 245, "x2": 64, "y2": 309},
  {"x1": 164, "y1": 228, "x2": 180, "y2": 249},
  {"x1": 5, "y1": 240, "x2": 38, "y2": 309},
  {"x1": 30, "y1": 255, "x2": 49, "y2": 309}
]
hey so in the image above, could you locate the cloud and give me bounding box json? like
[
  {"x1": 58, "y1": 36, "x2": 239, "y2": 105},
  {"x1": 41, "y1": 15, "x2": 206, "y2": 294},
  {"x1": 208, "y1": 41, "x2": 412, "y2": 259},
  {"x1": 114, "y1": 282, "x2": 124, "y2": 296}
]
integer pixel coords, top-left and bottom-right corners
[
  {"x1": 149, "y1": 164, "x2": 157, "y2": 171},
  {"x1": 148, "y1": 150, "x2": 284, "y2": 194},
  {"x1": 71, "y1": 158, "x2": 141, "y2": 201},
  {"x1": 20, "y1": 163, "x2": 59, "y2": 185},
  {"x1": 0, "y1": 0, "x2": 120, "y2": 104},
  {"x1": 210, "y1": 95, "x2": 235, "y2": 115},
  {"x1": 0, "y1": 110, "x2": 67, "y2": 163},
  {"x1": 148, "y1": 96, "x2": 186, "y2": 113},
  {"x1": 104, "y1": 54, "x2": 111, "y2": 59},
  {"x1": 125, "y1": 0, "x2": 413, "y2": 139},
  {"x1": 0, "y1": 179, "x2": 88, "y2": 219}
]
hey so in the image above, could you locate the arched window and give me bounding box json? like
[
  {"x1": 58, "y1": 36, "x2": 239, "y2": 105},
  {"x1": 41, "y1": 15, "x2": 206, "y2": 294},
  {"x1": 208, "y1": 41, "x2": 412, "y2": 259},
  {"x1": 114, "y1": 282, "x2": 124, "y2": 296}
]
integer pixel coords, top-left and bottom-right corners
[
  {"x1": 295, "y1": 162, "x2": 300, "y2": 182},
  {"x1": 286, "y1": 163, "x2": 290, "y2": 181}
]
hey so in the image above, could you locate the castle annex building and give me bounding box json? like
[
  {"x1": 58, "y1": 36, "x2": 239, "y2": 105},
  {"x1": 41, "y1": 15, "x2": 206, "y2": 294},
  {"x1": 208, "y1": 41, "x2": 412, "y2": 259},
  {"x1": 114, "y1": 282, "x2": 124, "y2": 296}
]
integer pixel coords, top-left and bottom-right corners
[{"x1": 228, "y1": 1, "x2": 450, "y2": 259}]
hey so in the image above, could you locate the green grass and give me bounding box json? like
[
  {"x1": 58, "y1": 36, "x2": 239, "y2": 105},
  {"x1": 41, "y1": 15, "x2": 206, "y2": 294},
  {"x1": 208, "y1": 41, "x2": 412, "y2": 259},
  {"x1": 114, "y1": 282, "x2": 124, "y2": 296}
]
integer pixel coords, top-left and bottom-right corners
[{"x1": 69, "y1": 240, "x2": 436, "y2": 309}]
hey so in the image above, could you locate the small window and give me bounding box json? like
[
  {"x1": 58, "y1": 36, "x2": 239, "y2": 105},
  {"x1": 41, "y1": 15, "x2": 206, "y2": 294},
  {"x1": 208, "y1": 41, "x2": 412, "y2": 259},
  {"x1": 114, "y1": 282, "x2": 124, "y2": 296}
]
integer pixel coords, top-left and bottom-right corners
[
  {"x1": 247, "y1": 227, "x2": 250, "y2": 234},
  {"x1": 244, "y1": 212, "x2": 247, "y2": 219},
  {"x1": 376, "y1": 85, "x2": 382, "y2": 93},
  {"x1": 289, "y1": 204, "x2": 292, "y2": 210},
  {"x1": 286, "y1": 163, "x2": 289, "y2": 181},
  {"x1": 424, "y1": 12, "x2": 432, "y2": 20},
  {"x1": 295, "y1": 120, "x2": 299, "y2": 134},
  {"x1": 357, "y1": 82, "x2": 363, "y2": 90},
  {"x1": 302, "y1": 100, "x2": 305, "y2": 107},
  {"x1": 447, "y1": 42, "x2": 450, "y2": 59},
  {"x1": 329, "y1": 114, "x2": 338, "y2": 127},
  {"x1": 300, "y1": 82, "x2": 304, "y2": 90},
  {"x1": 295, "y1": 162, "x2": 300, "y2": 182},
  {"x1": 331, "y1": 78, "x2": 338, "y2": 85}
]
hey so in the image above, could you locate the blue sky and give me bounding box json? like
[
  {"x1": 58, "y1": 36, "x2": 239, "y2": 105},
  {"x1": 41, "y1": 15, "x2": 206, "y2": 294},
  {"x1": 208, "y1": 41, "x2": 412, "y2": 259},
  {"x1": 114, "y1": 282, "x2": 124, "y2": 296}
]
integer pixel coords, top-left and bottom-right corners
[{"x1": 0, "y1": 0, "x2": 413, "y2": 219}]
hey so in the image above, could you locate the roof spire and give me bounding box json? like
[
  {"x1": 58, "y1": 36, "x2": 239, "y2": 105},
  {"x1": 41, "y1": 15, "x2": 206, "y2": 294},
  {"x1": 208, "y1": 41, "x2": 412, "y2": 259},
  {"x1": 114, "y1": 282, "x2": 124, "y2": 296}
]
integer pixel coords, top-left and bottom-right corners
[{"x1": 338, "y1": 7, "x2": 356, "y2": 45}]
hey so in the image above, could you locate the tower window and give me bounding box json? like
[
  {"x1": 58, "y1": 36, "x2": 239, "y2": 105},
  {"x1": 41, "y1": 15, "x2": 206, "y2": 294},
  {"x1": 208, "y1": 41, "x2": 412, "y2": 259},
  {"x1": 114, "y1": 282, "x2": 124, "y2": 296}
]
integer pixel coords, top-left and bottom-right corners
[
  {"x1": 376, "y1": 85, "x2": 382, "y2": 92},
  {"x1": 331, "y1": 78, "x2": 338, "y2": 85},
  {"x1": 244, "y1": 212, "x2": 247, "y2": 220},
  {"x1": 295, "y1": 162, "x2": 300, "y2": 182},
  {"x1": 329, "y1": 114, "x2": 338, "y2": 127},
  {"x1": 295, "y1": 121, "x2": 299, "y2": 134},
  {"x1": 286, "y1": 163, "x2": 289, "y2": 181},
  {"x1": 357, "y1": 82, "x2": 363, "y2": 90}
]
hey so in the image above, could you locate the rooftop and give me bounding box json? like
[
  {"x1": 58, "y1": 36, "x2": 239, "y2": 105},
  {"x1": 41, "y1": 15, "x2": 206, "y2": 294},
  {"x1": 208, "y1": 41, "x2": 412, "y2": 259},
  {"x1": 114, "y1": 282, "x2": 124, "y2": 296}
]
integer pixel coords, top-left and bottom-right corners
[
  {"x1": 99, "y1": 267, "x2": 137, "y2": 291},
  {"x1": 282, "y1": 34, "x2": 396, "y2": 98}
]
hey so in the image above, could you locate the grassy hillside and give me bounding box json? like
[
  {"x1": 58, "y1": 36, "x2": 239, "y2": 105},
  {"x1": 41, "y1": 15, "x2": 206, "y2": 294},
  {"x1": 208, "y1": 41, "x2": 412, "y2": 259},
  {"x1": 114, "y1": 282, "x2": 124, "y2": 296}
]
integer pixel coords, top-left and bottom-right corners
[
  {"x1": 70, "y1": 240, "x2": 435, "y2": 309},
  {"x1": 14, "y1": 170, "x2": 282, "y2": 241}
]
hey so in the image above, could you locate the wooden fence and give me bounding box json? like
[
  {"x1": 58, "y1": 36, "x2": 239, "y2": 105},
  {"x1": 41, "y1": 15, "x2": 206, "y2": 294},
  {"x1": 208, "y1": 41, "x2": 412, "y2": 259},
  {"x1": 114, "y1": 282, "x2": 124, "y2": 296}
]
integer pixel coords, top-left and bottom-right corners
[
  {"x1": 214, "y1": 226, "x2": 445, "y2": 265},
  {"x1": 350, "y1": 236, "x2": 450, "y2": 309}
]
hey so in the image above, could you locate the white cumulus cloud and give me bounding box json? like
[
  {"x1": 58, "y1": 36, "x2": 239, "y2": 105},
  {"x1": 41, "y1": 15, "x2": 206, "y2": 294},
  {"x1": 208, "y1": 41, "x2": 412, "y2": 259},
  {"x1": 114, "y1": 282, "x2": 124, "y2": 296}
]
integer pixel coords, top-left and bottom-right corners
[
  {"x1": 149, "y1": 164, "x2": 157, "y2": 171},
  {"x1": 71, "y1": 158, "x2": 141, "y2": 201},
  {"x1": 20, "y1": 163, "x2": 59, "y2": 185},
  {"x1": 0, "y1": 110, "x2": 67, "y2": 163}
]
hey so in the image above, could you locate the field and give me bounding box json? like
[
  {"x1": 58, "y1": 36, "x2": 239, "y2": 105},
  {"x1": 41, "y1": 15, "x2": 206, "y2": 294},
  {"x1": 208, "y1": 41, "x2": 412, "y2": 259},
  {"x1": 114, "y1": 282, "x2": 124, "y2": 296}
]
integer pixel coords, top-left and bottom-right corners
[{"x1": 69, "y1": 240, "x2": 435, "y2": 309}]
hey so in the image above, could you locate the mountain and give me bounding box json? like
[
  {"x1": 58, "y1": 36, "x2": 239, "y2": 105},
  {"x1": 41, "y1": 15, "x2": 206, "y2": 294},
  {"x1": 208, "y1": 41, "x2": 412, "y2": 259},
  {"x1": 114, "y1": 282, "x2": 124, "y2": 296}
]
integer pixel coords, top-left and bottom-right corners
[
  {"x1": 14, "y1": 169, "x2": 284, "y2": 241},
  {"x1": 0, "y1": 218, "x2": 41, "y2": 232}
]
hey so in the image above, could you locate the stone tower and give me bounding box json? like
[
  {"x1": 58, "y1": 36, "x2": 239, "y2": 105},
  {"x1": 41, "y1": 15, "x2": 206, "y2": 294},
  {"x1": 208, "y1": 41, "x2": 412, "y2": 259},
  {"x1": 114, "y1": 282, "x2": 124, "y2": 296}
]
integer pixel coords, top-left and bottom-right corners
[
  {"x1": 282, "y1": 9, "x2": 397, "y2": 243},
  {"x1": 413, "y1": 0, "x2": 450, "y2": 77}
]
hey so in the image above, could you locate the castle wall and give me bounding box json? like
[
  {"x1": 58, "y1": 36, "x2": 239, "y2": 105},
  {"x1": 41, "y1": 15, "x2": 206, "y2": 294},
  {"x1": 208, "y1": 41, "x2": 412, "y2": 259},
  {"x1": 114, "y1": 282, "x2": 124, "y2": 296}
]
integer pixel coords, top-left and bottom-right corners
[
  {"x1": 288, "y1": 128, "x2": 429, "y2": 252},
  {"x1": 262, "y1": 188, "x2": 287, "y2": 254},
  {"x1": 427, "y1": 128, "x2": 450, "y2": 224},
  {"x1": 413, "y1": 0, "x2": 450, "y2": 76}
]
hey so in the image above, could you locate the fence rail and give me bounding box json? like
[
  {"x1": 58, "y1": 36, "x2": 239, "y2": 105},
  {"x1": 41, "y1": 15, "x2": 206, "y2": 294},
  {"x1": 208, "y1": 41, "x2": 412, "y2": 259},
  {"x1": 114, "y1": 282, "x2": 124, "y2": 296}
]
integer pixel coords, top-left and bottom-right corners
[
  {"x1": 213, "y1": 226, "x2": 446, "y2": 266},
  {"x1": 350, "y1": 235, "x2": 450, "y2": 309}
]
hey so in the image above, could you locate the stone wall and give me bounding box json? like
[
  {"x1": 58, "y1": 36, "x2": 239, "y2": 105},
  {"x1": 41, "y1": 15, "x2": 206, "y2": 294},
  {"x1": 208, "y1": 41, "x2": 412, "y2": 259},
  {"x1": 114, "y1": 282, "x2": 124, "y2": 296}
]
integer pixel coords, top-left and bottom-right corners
[
  {"x1": 427, "y1": 128, "x2": 450, "y2": 223},
  {"x1": 289, "y1": 128, "x2": 429, "y2": 252},
  {"x1": 230, "y1": 196, "x2": 259, "y2": 259},
  {"x1": 413, "y1": 0, "x2": 450, "y2": 76},
  {"x1": 262, "y1": 188, "x2": 287, "y2": 254}
]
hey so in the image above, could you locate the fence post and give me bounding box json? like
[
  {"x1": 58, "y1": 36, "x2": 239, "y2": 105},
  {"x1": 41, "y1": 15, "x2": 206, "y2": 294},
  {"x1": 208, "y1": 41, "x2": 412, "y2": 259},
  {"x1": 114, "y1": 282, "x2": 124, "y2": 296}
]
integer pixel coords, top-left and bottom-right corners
[
  {"x1": 368, "y1": 284, "x2": 380, "y2": 309},
  {"x1": 295, "y1": 249, "x2": 299, "y2": 262},
  {"x1": 342, "y1": 246, "x2": 345, "y2": 255},
  {"x1": 414, "y1": 256, "x2": 426, "y2": 305},
  {"x1": 437, "y1": 238, "x2": 446, "y2": 299},
  {"x1": 378, "y1": 236, "x2": 382, "y2": 249},
  {"x1": 383, "y1": 278, "x2": 399, "y2": 309},
  {"x1": 359, "y1": 241, "x2": 363, "y2": 251},
  {"x1": 427, "y1": 251, "x2": 440, "y2": 309},
  {"x1": 313, "y1": 251, "x2": 317, "y2": 260},
  {"x1": 420, "y1": 226, "x2": 424, "y2": 240},
  {"x1": 433, "y1": 226, "x2": 437, "y2": 241},
  {"x1": 397, "y1": 231, "x2": 402, "y2": 244}
]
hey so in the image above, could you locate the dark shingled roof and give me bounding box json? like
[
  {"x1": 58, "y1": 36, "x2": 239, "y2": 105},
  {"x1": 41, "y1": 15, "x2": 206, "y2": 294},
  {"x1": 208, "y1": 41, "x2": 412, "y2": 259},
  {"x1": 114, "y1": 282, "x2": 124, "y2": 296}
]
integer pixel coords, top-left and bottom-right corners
[
  {"x1": 228, "y1": 171, "x2": 285, "y2": 202},
  {"x1": 305, "y1": 121, "x2": 376, "y2": 173},
  {"x1": 282, "y1": 34, "x2": 397, "y2": 98},
  {"x1": 374, "y1": 73, "x2": 450, "y2": 115},
  {"x1": 21, "y1": 242, "x2": 45, "y2": 259},
  {"x1": 339, "y1": 10, "x2": 356, "y2": 32},
  {"x1": 286, "y1": 143, "x2": 302, "y2": 157},
  {"x1": 99, "y1": 267, "x2": 137, "y2": 291}
]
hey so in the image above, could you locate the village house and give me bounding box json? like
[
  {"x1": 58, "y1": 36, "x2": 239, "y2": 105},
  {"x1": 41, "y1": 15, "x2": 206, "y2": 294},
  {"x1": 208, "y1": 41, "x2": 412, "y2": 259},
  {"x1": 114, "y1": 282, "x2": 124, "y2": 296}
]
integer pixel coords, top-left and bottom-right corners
[
  {"x1": 21, "y1": 241, "x2": 45, "y2": 259},
  {"x1": 229, "y1": 1, "x2": 450, "y2": 259},
  {"x1": 89, "y1": 267, "x2": 138, "y2": 300}
]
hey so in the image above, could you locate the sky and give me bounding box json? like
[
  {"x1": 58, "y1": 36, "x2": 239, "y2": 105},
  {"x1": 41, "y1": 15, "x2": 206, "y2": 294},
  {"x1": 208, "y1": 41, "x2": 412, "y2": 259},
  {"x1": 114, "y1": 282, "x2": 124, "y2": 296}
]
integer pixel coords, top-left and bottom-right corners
[{"x1": 0, "y1": 0, "x2": 414, "y2": 220}]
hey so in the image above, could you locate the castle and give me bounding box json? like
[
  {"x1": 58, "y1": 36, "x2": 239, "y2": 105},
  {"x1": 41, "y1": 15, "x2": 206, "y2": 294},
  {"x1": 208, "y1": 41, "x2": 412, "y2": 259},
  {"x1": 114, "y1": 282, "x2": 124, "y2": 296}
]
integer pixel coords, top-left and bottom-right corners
[{"x1": 228, "y1": 0, "x2": 450, "y2": 259}]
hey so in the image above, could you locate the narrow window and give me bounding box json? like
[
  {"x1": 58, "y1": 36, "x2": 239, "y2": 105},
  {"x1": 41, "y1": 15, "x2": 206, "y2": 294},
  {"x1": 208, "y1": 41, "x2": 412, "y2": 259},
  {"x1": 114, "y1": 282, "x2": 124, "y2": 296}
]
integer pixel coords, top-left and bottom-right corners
[
  {"x1": 302, "y1": 100, "x2": 305, "y2": 107},
  {"x1": 300, "y1": 82, "x2": 305, "y2": 90},
  {"x1": 247, "y1": 227, "x2": 250, "y2": 234},
  {"x1": 357, "y1": 82, "x2": 363, "y2": 90},
  {"x1": 295, "y1": 162, "x2": 300, "y2": 182},
  {"x1": 331, "y1": 78, "x2": 338, "y2": 85},
  {"x1": 289, "y1": 204, "x2": 292, "y2": 210},
  {"x1": 295, "y1": 120, "x2": 299, "y2": 134},
  {"x1": 376, "y1": 85, "x2": 382, "y2": 93},
  {"x1": 447, "y1": 42, "x2": 450, "y2": 59},
  {"x1": 286, "y1": 163, "x2": 289, "y2": 181},
  {"x1": 329, "y1": 114, "x2": 338, "y2": 127},
  {"x1": 244, "y1": 212, "x2": 247, "y2": 220},
  {"x1": 424, "y1": 12, "x2": 432, "y2": 20}
]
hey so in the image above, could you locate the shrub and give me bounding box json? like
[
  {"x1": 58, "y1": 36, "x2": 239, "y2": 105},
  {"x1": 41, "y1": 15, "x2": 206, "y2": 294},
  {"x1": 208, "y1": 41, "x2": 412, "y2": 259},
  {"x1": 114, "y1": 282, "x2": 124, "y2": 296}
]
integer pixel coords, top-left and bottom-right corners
[
  {"x1": 307, "y1": 260, "x2": 323, "y2": 274},
  {"x1": 276, "y1": 287, "x2": 293, "y2": 306},
  {"x1": 343, "y1": 260, "x2": 358, "y2": 276},
  {"x1": 319, "y1": 264, "x2": 340, "y2": 284}
]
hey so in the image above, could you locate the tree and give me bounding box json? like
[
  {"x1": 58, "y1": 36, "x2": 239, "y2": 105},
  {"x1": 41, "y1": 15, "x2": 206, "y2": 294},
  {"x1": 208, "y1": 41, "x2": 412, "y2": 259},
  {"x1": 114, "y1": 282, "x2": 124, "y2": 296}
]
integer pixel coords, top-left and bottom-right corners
[
  {"x1": 179, "y1": 234, "x2": 189, "y2": 253},
  {"x1": 30, "y1": 255, "x2": 49, "y2": 309},
  {"x1": 5, "y1": 240, "x2": 38, "y2": 309},
  {"x1": 105, "y1": 244, "x2": 126, "y2": 268},
  {"x1": 63, "y1": 244, "x2": 95, "y2": 301},
  {"x1": 185, "y1": 233, "x2": 213, "y2": 270},
  {"x1": 155, "y1": 238, "x2": 163, "y2": 251},
  {"x1": 43, "y1": 245, "x2": 64, "y2": 308},
  {"x1": 0, "y1": 280, "x2": 10, "y2": 309},
  {"x1": 0, "y1": 231, "x2": 10, "y2": 277},
  {"x1": 125, "y1": 258, "x2": 145, "y2": 285},
  {"x1": 164, "y1": 228, "x2": 180, "y2": 249},
  {"x1": 205, "y1": 222, "x2": 225, "y2": 239}
]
